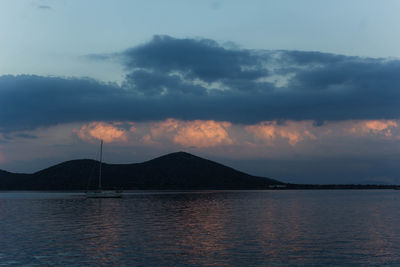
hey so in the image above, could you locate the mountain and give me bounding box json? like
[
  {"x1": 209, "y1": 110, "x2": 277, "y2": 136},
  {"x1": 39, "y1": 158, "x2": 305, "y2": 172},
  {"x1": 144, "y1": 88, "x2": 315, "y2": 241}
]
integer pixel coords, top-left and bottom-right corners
[{"x1": 0, "y1": 152, "x2": 282, "y2": 190}]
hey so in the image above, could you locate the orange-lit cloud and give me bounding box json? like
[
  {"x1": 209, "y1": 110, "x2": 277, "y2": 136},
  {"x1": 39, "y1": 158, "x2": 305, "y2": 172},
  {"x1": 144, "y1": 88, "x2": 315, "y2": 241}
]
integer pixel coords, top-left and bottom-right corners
[
  {"x1": 150, "y1": 118, "x2": 180, "y2": 139},
  {"x1": 279, "y1": 130, "x2": 303, "y2": 146},
  {"x1": 73, "y1": 119, "x2": 399, "y2": 149},
  {"x1": 75, "y1": 122, "x2": 127, "y2": 143},
  {"x1": 246, "y1": 122, "x2": 276, "y2": 142},
  {"x1": 350, "y1": 120, "x2": 398, "y2": 137},
  {"x1": 141, "y1": 134, "x2": 154, "y2": 145},
  {"x1": 246, "y1": 121, "x2": 316, "y2": 146},
  {"x1": 149, "y1": 119, "x2": 232, "y2": 148},
  {"x1": 174, "y1": 120, "x2": 232, "y2": 147}
]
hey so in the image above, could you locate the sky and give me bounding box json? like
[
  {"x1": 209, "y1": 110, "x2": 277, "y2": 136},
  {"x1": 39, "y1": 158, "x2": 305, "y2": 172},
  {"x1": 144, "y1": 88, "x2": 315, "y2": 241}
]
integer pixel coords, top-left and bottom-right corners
[{"x1": 1, "y1": 0, "x2": 400, "y2": 184}]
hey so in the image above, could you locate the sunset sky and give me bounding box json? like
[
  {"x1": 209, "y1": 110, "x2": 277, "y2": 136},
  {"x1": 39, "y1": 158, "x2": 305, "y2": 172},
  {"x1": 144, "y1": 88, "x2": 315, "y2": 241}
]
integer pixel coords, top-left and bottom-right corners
[{"x1": 1, "y1": 0, "x2": 400, "y2": 184}]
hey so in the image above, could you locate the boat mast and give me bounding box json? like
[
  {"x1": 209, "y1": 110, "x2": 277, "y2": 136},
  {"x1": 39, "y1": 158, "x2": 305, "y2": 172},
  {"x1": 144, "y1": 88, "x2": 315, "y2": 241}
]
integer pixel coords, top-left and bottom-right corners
[{"x1": 99, "y1": 139, "x2": 103, "y2": 189}]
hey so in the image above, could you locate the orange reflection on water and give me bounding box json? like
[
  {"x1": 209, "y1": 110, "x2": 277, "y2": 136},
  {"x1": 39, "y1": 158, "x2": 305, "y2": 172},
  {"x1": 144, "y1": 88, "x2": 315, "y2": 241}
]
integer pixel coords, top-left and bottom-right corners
[
  {"x1": 78, "y1": 199, "x2": 124, "y2": 264},
  {"x1": 165, "y1": 193, "x2": 231, "y2": 265}
]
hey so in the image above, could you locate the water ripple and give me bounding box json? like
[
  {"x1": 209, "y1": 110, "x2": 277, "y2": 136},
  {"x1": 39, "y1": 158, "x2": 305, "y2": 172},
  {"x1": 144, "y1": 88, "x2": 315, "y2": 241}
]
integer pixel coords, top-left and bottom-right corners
[{"x1": 0, "y1": 190, "x2": 399, "y2": 266}]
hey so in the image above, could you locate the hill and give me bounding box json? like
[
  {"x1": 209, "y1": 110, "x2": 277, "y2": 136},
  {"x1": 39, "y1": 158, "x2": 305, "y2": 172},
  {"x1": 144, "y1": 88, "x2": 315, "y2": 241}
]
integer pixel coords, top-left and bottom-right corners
[{"x1": 0, "y1": 152, "x2": 282, "y2": 190}]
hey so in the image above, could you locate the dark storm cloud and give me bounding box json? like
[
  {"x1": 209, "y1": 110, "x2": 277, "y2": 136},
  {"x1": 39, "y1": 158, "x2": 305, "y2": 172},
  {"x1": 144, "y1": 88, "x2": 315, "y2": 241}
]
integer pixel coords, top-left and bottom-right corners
[
  {"x1": 1, "y1": 35, "x2": 400, "y2": 132},
  {"x1": 290, "y1": 56, "x2": 400, "y2": 90},
  {"x1": 123, "y1": 70, "x2": 207, "y2": 96},
  {"x1": 281, "y1": 50, "x2": 351, "y2": 65},
  {"x1": 123, "y1": 35, "x2": 267, "y2": 84},
  {"x1": 0, "y1": 75, "x2": 124, "y2": 131}
]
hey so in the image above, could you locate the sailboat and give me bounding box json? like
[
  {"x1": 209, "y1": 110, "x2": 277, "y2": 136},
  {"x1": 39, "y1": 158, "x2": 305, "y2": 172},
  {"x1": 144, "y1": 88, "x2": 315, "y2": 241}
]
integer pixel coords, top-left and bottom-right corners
[{"x1": 86, "y1": 140, "x2": 122, "y2": 198}]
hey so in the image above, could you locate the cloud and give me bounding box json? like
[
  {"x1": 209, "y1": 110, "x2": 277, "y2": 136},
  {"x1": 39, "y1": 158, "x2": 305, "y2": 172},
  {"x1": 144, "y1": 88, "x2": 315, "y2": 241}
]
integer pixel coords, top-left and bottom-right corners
[
  {"x1": 3, "y1": 118, "x2": 400, "y2": 183},
  {"x1": 246, "y1": 122, "x2": 276, "y2": 143},
  {"x1": 70, "y1": 118, "x2": 400, "y2": 150},
  {"x1": 173, "y1": 120, "x2": 232, "y2": 147},
  {"x1": 0, "y1": 132, "x2": 38, "y2": 141},
  {"x1": 81, "y1": 52, "x2": 121, "y2": 62},
  {"x1": 71, "y1": 119, "x2": 400, "y2": 149},
  {"x1": 0, "y1": 145, "x2": 4, "y2": 163},
  {"x1": 123, "y1": 35, "x2": 267, "y2": 84},
  {"x1": 350, "y1": 120, "x2": 398, "y2": 137},
  {"x1": 124, "y1": 70, "x2": 207, "y2": 96},
  {"x1": 37, "y1": 5, "x2": 51, "y2": 9},
  {"x1": 75, "y1": 122, "x2": 127, "y2": 143},
  {"x1": 2, "y1": 36, "x2": 400, "y2": 133},
  {"x1": 246, "y1": 121, "x2": 316, "y2": 146},
  {"x1": 364, "y1": 120, "x2": 398, "y2": 136},
  {"x1": 149, "y1": 119, "x2": 232, "y2": 148},
  {"x1": 73, "y1": 119, "x2": 232, "y2": 148},
  {"x1": 12, "y1": 133, "x2": 38, "y2": 139}
]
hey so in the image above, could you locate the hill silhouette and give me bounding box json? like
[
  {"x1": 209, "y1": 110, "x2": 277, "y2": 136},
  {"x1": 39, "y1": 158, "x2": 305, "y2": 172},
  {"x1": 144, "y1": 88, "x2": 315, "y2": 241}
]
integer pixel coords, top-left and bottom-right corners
[{"x1": 0, "y1": 152, "x2": 282, "y2": 190}]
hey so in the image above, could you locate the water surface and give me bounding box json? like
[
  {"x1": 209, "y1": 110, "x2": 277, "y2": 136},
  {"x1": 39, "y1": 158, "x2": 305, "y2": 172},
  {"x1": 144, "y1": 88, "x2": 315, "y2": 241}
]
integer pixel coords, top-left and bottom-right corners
[{"x1": 0, "y1": 190, "x2": 399, "y2": 266}]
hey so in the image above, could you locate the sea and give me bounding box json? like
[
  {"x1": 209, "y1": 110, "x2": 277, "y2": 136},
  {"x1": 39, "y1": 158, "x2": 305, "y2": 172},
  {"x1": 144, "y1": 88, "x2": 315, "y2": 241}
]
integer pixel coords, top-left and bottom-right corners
[{"x1": 0, "y1": 190, "x2": 399, "y2": 266}]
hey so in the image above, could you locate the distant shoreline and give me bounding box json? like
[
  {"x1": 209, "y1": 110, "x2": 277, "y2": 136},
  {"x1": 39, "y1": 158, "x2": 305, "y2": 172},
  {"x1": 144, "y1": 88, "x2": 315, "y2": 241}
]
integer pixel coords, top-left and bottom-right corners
[
  {"x1": 0, "y1": 185, "x2": 399, "y2": 192},
  {"x1": 283, "y1": 184, "x2": 400, "y2": 190},
  {"x1": 1, "y1": 152, "x2": 399, "y2": 191}
]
